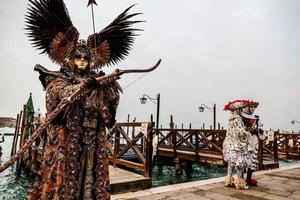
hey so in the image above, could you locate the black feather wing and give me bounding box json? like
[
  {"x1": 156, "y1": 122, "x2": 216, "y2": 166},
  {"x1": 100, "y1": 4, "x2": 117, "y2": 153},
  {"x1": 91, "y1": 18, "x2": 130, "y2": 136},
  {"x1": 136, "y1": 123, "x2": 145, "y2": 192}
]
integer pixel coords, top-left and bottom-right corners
[
  {"x1": 87, "y1": 5, "x2": 143, "y2": 66},
  {"x1": 25, "y1": 0, "x2": 74, "y2": 54}
]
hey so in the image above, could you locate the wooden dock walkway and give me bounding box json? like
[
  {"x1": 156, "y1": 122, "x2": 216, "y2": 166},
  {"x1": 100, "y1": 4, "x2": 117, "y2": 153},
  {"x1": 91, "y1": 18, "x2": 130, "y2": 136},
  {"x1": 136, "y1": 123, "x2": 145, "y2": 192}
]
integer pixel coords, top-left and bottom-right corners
[
  {"x1": 158, "y1": 147, "x2": 279, "y2": 169},
  {"x1": 112, "y1": 163, "x2": 300, "y2": 200}
]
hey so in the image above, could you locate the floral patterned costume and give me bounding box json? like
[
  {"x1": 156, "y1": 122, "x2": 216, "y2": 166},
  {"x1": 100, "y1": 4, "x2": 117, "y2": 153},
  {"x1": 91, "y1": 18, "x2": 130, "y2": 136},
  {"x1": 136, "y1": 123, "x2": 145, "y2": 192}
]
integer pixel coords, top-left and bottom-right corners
[
  {"x1": 222, "y1": 100, "x2": 263, "y2": 189},
  {"x1": 223, "y1": 111, "x2": 251, "y2": 189}
]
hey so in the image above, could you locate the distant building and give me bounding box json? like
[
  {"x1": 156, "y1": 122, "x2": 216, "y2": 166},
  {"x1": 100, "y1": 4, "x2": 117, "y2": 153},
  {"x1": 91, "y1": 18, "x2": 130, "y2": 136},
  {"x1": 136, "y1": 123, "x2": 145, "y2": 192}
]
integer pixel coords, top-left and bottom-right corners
[{"x1": 0, "y1": 117, "x2": 16, "y2": 128}]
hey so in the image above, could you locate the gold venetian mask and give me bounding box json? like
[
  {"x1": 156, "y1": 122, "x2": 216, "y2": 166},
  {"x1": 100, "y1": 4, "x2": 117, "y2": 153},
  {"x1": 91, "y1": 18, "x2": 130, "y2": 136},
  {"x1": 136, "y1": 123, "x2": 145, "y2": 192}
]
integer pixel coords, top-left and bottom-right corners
[{"x1": 73, "y1": 54, "x2": 89, "y2": 70}]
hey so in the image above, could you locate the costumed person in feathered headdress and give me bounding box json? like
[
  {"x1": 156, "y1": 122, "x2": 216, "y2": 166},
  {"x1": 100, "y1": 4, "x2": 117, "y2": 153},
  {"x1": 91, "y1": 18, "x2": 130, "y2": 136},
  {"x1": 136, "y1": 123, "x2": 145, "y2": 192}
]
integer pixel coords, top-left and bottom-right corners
[
  {"x1": 25, "y1": 0, "x2": 144, "y2": 199},
  {"x1": 222, "y1": 100, "x2": 265, "y2": 189}
]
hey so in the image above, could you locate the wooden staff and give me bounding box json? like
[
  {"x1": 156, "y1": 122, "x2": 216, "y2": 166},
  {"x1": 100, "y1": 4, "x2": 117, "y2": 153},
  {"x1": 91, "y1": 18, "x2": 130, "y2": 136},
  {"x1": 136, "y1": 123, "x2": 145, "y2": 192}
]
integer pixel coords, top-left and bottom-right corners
[{"x1": 0, "y1": 59, "x2": 161, "y2": 173}]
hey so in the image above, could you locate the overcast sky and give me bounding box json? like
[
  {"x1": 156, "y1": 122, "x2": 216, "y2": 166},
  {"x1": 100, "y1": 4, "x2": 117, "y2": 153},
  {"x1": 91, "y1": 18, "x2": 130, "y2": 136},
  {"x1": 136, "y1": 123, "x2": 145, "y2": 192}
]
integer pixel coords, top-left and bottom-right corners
[{"x1": 0, "y1": 0, "x2": 299, "y2": 131}]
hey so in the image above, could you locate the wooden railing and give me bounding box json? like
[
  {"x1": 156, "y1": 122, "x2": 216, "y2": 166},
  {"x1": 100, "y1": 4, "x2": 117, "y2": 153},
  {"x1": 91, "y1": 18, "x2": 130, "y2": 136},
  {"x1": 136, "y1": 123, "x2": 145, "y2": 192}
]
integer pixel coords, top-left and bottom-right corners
[
  {"x1": 154, "y1": 123, "x2": 227, "y2": 166},
  {"x1": 156, "y1": 128, "x2": 226, "y2": 156},
  {"x1": 107, "y1": 122, "x2": 154, "y2": 178},
  {"x1": 276, "y1": 132, "x2": 300, "y2": 159},
  {"x1": 258, "y1": 131, "x2": 300, "y2": 169},
  {"x1": 258, "y1": 134, "x2": 278, "y2": 170}
]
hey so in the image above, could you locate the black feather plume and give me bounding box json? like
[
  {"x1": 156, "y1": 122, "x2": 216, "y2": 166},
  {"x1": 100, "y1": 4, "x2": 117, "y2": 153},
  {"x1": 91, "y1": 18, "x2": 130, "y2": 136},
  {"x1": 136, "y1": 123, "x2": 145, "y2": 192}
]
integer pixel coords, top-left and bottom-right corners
[
  {"x1": 25, "y1": 0, "x2": 74, "y2": 54},
  {"x1": 87, "y1": 5, "x2": 144, "y2": 66}
]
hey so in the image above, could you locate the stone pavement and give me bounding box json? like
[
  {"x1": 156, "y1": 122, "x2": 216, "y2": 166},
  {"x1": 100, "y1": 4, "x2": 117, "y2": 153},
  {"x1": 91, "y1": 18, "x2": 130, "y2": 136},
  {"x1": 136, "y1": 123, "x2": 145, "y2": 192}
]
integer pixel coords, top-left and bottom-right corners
[{"x1": 112, "y1": 164, "x2": 300, "y2": 200}]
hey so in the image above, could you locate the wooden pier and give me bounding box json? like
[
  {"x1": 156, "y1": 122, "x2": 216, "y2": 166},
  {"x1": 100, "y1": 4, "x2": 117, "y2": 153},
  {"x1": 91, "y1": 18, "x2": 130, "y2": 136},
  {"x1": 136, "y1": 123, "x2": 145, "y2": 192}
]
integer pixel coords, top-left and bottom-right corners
[
  {"x1": 153, "y1": 115, "x2": 282, "y2": 172},
  {"x1": 5, "y1": 95, "x2": 300, "y2": 194}
]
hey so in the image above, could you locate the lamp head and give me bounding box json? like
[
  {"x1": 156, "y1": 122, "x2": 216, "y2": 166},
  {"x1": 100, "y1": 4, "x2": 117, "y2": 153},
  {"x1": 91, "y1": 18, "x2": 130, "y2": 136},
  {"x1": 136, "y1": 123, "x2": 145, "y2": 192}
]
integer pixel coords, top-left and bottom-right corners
[
  {"x1": 198, "y1": 106, "x2": 205, "y2": 112},
  {"x1": 140, "y1": 96, "x2": 147, "y2": 104}
]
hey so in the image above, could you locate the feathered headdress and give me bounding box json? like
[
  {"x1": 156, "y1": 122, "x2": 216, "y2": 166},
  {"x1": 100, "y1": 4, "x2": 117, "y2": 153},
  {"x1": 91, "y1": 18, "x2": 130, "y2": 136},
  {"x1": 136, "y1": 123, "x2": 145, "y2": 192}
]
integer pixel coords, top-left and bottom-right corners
[
  {"x1": 25, "y1": 0, "x2": 142, "y2": 69},
  {"x1": 224, "y1": 100, "x2": 259, "y2": 111}
]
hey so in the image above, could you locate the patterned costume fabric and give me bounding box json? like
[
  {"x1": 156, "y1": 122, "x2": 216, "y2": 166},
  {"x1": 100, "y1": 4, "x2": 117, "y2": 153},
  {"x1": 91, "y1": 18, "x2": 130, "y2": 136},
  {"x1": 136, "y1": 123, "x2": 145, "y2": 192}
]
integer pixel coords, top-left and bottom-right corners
[
  {"x1": 222, "y1": 100, "x2": 263, "y2": 189},
  {"x1": 29, "y1": 69, "x2": 119, "y2": 200},
  {"x1": 223, "y1": 113, "x2": 264, "y2": 170},
  {"x1": 24, "y1": 1, "x2": 142, "y2": 199},
  {"x1": 223, "y1": 111, "x2": 252, "y2": 170},
  {"x1": 242, "y1": 114, "x2": 265, "y2": 170}
]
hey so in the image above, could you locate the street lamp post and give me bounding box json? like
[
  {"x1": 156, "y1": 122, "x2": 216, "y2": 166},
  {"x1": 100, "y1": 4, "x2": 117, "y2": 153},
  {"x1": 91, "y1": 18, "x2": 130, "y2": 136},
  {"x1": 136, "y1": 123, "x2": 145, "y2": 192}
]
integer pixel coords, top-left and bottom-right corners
[
  {"x1": 140, "y1": 93, "x2": 160, "y2": 130},
  {"x1": 198, "y1": 103, "x2": 216, "y2": 129}
]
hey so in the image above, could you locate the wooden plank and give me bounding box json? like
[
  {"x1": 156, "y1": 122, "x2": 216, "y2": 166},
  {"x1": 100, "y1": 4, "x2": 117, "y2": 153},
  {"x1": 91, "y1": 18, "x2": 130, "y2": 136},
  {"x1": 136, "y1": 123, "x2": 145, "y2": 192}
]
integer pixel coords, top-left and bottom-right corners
[
  {"x1": 158, "y1": 147, "x2": 223, "y2": 161},
  {"x1": 117, "y1": 122, "x2": 143, "y2": 127},
  {"x1": 110, "y1": 166, "x2": 151, "y2": 194},
  {"x1": 109, "y1": 158, "x2": 145, "y2": 171},
  {"x1": 263, "y1": 160, "x2": 279, "y2": 169}
]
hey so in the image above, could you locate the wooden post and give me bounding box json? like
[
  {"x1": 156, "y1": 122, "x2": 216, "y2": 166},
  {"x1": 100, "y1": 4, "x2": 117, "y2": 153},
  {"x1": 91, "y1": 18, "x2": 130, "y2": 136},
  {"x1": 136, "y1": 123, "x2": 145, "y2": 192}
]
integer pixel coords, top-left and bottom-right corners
[
  {"x1": 174, "y1": 157, "x2": 182, "y2": 175},
  {"x1": 195, "y1": 131, "x2": 199, "y2": 161},
  {"x1": 273, "y1": 131, "x2": 278, "y2": 162},
  {"x1": 257, "y1": 138, "x2": 263, "y2": 170},
  {"x1": 292, "y1": 134, "x2": 296, "y2": 152},
  {"x1": 145, "y1": 122, "x2": 154, "y2": 178},
  {"x1": 131, "y1": 117, "x2": 136, "y2": 140},
  {"x1": 169, "y1": 115, "x2": 174, "y2": 129},
  {"x1": 170, "y1": 115, "x2": 176, "y2": 157},
  {"x1": 189, "y1": 123, "x2": 193, "y2": 144},
  {"x1": 172, "y1": 129, "x2": 177, "y2": 157},
  {"x1": 151, "y1": 114, "x2": 154, "y2": 144},
  {"x1": 185, "y1": 160, "x2": 193, "y2": 178},
  {"x1": 127, "y1": 114, "x2": 130, "y2": 137},
  {"x1": 31, "y1": 124, "x2": 39, "y2": 175},
  {"x1": 17, "y1": 105, "x2": 28, "y2": 177},
  {"x1": 11, "y1": 114, "x2": 20, "y2": 157},
  {"x1": 113, "y1": 126, "x2": 120, "y2": 168},
  {"x1": 13, "y1": 111, "x2": 23, "y2": 155},
  {"x1": 285, "y1": 134, "x2": 289, "y2": 159}
]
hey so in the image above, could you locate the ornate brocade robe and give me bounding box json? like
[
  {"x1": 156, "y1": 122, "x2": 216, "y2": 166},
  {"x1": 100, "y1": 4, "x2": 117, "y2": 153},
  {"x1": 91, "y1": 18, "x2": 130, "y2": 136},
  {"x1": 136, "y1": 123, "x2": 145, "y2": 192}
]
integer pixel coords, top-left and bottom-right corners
[
  {"x1": 29, "y1": 69, "x2": 119, "y2": 200},
  {"x1": 222, "y1": 113, "x2": 252, "y2": 169},
  {"x1": 223, "y1": 113, "x2": 264, "y2": 170}
]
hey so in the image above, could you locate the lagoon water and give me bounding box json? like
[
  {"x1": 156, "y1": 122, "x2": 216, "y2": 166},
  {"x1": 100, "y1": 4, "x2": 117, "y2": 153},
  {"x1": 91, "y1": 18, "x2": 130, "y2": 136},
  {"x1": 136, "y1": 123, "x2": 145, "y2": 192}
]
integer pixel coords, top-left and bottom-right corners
[
  {"x1": 0, "y1": 128, "x2": 33, "y2": 200},
  {"x1": 0, "y1": 127, "x2": 299, "y2": 199}
]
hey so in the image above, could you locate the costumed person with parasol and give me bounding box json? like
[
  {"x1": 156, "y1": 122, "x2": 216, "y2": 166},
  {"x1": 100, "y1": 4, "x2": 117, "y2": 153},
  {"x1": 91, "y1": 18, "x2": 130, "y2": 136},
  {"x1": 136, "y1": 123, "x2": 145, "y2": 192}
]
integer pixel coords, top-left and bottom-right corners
[
  {"x1": 1, "y1": 0, "x2": 162, "y2": 199},
  {"x1": 222, "y1": 100, "x2": 265, "y2": 189}
]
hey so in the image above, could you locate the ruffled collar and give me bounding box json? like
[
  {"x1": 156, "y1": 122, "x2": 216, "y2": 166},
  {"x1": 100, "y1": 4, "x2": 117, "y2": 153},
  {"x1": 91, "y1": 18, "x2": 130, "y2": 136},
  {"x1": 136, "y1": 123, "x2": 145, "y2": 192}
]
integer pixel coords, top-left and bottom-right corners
[{"x1": 241, "y1": 112, "x2": 256, "y2": 119}]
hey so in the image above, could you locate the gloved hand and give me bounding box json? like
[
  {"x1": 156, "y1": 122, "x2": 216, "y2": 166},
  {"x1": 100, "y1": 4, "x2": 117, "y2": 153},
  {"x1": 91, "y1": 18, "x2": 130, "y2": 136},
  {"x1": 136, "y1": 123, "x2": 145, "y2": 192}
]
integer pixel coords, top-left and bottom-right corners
[{"x1": 82, "y1": 77, "x2": 99, "y2": 89}]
